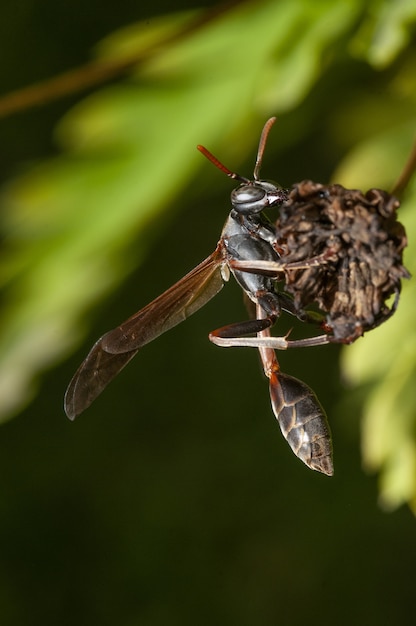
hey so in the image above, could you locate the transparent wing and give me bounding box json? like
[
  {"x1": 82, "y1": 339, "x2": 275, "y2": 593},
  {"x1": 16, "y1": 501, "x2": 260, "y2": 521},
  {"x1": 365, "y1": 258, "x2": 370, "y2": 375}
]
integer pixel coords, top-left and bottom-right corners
[
  {"x1": 102, "y1": 248, "x2": 224, "y2": 353},
  {"x1": 64, "y1": 342, "x2": 139, "y2": 420},
  {"x1": 64, "y1": 249, "x2": 225, "y2": 420}
]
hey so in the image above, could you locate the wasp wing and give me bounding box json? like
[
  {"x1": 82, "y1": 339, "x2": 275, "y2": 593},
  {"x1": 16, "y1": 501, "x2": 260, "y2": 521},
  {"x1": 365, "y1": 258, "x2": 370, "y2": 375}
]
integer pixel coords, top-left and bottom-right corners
[
  {"x1": 64, "y1": 342, "x2": 139, "y2": 420},
  {"x1": 64, "y1": 249, "x2": 225, "y2": 420},
  {"x1": 101, "y1": 247, "x2": 224, "y2": 354}
]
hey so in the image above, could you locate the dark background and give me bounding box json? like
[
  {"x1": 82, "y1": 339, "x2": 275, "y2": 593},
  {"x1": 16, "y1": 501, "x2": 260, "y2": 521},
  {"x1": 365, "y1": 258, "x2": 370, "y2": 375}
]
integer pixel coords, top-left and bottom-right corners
[{"x1": 0, "y1": 1, "x2": 415, "y2": 625}]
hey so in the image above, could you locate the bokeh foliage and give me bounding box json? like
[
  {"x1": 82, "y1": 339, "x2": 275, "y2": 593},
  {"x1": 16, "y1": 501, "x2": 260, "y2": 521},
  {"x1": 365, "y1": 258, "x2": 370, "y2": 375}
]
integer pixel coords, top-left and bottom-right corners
[
  {"x1": 1, "y1": 1, "x2": 416, "y2": 624},
  {"x1": 1, "y1": 0, "x2": 416, "y2": 508}
]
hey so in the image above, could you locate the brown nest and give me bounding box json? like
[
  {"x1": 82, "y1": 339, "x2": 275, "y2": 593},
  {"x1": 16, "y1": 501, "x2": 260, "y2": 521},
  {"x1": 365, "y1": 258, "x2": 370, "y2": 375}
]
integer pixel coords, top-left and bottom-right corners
[{"x1": 275, "y1": 180, "x2": 409, "y2": 343}]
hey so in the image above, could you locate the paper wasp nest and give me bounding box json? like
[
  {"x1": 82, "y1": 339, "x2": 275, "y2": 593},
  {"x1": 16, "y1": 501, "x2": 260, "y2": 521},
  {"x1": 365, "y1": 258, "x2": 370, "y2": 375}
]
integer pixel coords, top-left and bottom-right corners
[{"x1": 276, "y1": 180, "x2": 409, "y2": 343}]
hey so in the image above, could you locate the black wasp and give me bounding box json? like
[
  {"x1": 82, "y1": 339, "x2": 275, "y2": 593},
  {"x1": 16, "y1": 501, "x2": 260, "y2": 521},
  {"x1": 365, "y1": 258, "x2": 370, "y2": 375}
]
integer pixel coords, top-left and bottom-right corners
[{"x1": 65, "y1": 118, "x2": 337, "y2": 476}]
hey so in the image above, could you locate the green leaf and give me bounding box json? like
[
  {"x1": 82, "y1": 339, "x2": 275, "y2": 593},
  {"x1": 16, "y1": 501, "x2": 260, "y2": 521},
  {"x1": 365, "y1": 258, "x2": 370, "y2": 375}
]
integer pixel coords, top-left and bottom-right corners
[{"x1": 350, "y1": 0, "x2": 416, "y2": 67}]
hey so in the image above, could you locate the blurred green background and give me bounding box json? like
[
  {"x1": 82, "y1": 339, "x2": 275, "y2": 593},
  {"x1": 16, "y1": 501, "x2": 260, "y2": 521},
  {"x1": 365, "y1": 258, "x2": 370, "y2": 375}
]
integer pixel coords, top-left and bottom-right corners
[{"x1": 0, "y1": 0, "x2": 416, "y2": 624}]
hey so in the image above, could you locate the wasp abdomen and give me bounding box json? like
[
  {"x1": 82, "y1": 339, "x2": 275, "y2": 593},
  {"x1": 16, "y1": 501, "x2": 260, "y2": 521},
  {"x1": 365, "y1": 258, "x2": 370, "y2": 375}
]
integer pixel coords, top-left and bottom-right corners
[{"x1": 269, "y1": 371, "x2": 333, "y2": 476}]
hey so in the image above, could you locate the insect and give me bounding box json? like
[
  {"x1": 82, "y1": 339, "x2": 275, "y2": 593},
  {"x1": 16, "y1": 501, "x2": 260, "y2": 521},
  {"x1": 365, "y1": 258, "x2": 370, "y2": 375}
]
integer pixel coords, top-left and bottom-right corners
[{"x1": 64, "y1": 118, "x2": 409, "y2": 476}]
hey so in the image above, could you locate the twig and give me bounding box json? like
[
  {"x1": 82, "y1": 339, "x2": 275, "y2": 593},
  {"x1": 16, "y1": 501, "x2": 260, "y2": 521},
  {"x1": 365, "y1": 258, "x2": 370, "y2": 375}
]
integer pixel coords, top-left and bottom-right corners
[{"x1": 0, "y1": 1, "x2": 241, "y2": 118}]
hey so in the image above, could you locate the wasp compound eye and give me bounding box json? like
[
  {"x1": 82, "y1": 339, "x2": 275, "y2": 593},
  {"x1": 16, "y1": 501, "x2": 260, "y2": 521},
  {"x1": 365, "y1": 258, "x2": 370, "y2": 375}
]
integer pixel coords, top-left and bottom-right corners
[{"x1": 231, "y1": 184, "x2": 268, "y2": 214}]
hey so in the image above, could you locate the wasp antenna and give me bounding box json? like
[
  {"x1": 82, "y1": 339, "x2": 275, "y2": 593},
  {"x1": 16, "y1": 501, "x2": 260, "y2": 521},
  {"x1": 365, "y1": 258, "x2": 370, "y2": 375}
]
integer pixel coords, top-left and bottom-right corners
[
  {"x1": 390, "y1": 136, "x2": 416, "y2": 198},
  {"x1": 253, "y1": 117, "x2": 277, "y2": 181},
  {"x1": 197, "y1": 144, "x2": 250, "y2": 183}
]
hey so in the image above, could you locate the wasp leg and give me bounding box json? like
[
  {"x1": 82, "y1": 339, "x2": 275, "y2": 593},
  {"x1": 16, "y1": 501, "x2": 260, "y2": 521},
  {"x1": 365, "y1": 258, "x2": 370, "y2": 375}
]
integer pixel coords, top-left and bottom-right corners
[
  {"x1": 209, "y1": 330, "x2": 331, "y2": 350},
  {"x1": 229, "y1": 250, "x2": 334, "y2": 276}
]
